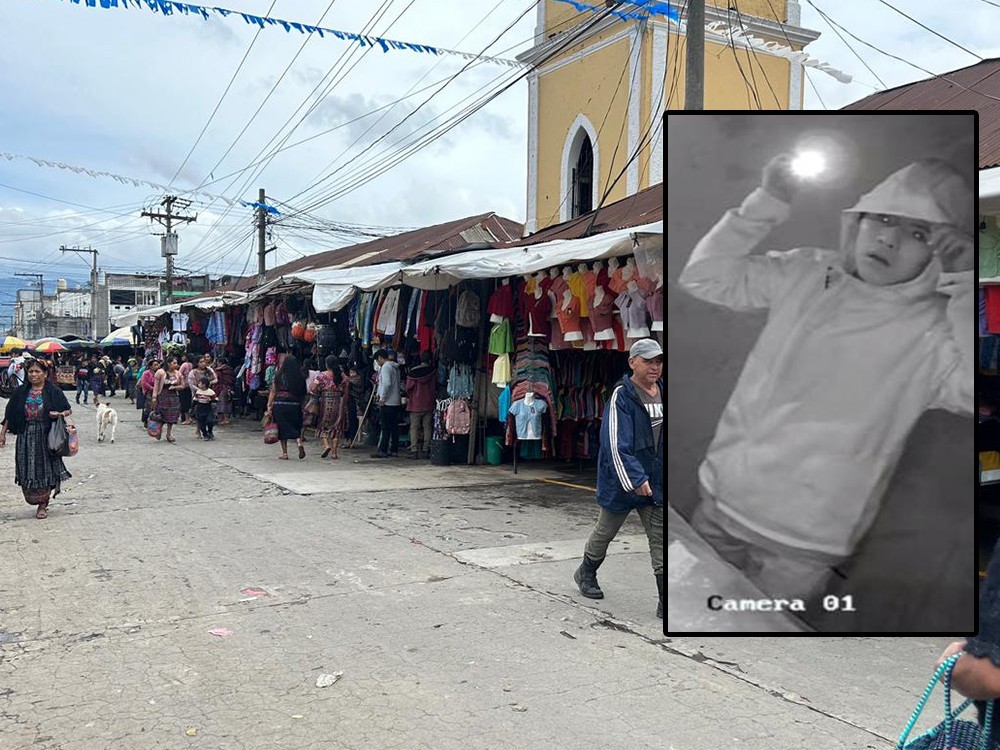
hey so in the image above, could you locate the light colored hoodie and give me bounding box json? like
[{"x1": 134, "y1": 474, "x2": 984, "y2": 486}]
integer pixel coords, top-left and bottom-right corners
[{"x1": 678, "y1": 160, "x2": 973, "y2": 558}]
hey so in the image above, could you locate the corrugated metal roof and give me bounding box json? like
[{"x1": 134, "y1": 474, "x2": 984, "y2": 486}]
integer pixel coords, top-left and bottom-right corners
[
  {"x1": 268, "y1": 212, "x2": 522, "y2": 278},
  {"x1": 502, "y1": 182, "x2": 662, "y2": 247},
  {"x1": 842, "y1": 58, "x2": 1000, "y2": 169}
]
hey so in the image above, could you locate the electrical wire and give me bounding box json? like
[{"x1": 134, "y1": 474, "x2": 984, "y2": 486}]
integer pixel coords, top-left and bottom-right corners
[
  {"x1": 166, "y1": 0, "x2": 279, "y2": 188},
  {"x1": 189, "y1": 0, "x2": 342, "y2": 194},
  {"x1": 804, "y1": 1, "x2": 1000, "y2": 104},
  {"x1": 286, "y1": 1, "x2": 536, "y2": 212},
  {"x1": 731, "y1": 1, "x2": 779, "y2": 107},
  {"x1": 176, "y1": 0, "x2": 403, "y2": 271},
  {"x1": 873, "y1": 0, "x2": 983, "y2": 61}
]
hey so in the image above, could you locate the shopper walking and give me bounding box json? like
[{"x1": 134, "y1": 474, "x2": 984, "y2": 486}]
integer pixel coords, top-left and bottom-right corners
[
  {"x1": 89, "y1": 356, "x2": 105, "y2": 399},
  {"x1": 574, "y1": 338, "x2": 663, "y2": 618},
  {"x1": 265, "y1": 355, "x2": 307, "y2": 460},
  {"x1": 371, "y1": 348, "x2": 401, "y2": 459},
  {"x1": 75, "y1": 355, "x2": 91, "y2": 405},
  {"x1": 404, "y1": 350, "x2": 435, "y2": 459},
  {"x1": 187, "y1": 355, "x2": 217, "y2": 433},
  {"x1": 931, "y1": 539, "x2": 1000, "y2": 741},
  {"x1": 124, "y1": 358, "x2": 139, "y2": 403},
  {"x1": 151, "y1": 356, "x2": 183, "y2": 443},
  {"x1": 0, "y1": 359, "x2": 72, "y2": 519},
  {"x1": 177, "y1": 356, "x2": 194, "y2": 426},
  {"x1": 311, "y1": 355, "x2": 348, "y2": 460},
  {"x1": 214, "y1": 357, "x2": 235, "y2": 426},
  {"x1": 137, "y1": 358, "x2": 159, "y2": 426}
]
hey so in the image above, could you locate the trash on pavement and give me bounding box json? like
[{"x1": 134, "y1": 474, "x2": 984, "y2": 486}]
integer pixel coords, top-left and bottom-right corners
[
  {"x1": 185, "y1": 728, "x2": 198, "y2": 736},
  {"x1": 315, "y1": 671, "x2": 344, "y2": 688},
  {"x1": 208, "y1": 627, "x2": 233, "y2": 637},
  {"x1": 241, "y1": 587, "x2": 268, "y2": 598}
]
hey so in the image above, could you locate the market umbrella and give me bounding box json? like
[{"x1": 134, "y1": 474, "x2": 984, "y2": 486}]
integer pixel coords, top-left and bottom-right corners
[
  {"x1": 62, "y1": 339, "x2": 99, "y2": 350},
  {"x1": 32, "y1": 340, "x2": 68, "y2": 353},
  {"x1": 0, "y1": 336, "x2": 28, "y2": 353},
  {"x1": 101, "y1": 326, "x2": 137, "y2": 347}
]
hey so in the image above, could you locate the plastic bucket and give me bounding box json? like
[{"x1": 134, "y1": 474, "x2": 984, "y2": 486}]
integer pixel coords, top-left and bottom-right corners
[{"x1": 485, "y1": 436, "x2": 503, "y2": 465}]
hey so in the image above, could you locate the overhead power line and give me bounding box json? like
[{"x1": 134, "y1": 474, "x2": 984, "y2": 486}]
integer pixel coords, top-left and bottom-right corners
[{"x1": 873, "y1": 0, "x2": 983, "y2": 61}]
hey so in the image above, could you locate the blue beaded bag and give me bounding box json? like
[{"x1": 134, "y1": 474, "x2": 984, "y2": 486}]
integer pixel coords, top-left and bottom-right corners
[{"x1": 897, "y1": 653, "x2": 995, "y2": 750}]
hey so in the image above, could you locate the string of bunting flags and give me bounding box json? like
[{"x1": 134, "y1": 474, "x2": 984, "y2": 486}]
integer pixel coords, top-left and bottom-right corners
[
  {"x1": 51, "y1": 0, "x2": 527, "y2": 69},
  {"x1": 0, "y1": 150, "x2": 237, "y2": 206},
  {"x1": 551, "y1": 0, "x2": 679, "y2": 23}
]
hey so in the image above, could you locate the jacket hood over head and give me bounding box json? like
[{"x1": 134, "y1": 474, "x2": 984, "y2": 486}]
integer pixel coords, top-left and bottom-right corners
[{"x1": 838, "y1": 159, "x2": 973, "y2": 285}]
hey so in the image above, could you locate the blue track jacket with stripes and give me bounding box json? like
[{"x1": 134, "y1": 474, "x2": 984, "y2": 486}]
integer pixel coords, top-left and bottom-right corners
[{"x1": 597, "y1": 374, "x2": 663, "y2": 512}]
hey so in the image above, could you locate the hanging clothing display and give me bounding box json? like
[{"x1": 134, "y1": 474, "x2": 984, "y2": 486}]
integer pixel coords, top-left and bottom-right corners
[
  {"x1": 554, "y1": 293, "x2": 583, "y2": 342},
  {"x1": 488, "y1": 319, "x2": 513, "y2": 355},
  {"x1": 507, "y1": 397, "x2": 547, "y2": 440},
  {"x1": 487, "y1": 283, "x2": 515, "y2": 321},
  {"x1": 589, "y1": 287, "x2": 616, "y2": 340},
  {"x1": 615, "y1": 285, "x2": 651, "y2": 338},
  {"x1": 988, "y1": 286, "x2": 1000, "y2": 334},
  {"x1": 568, "y1": 269, "x2": 595, "y2": 317},
  {"x1": 522, "y1": 286, "x2": 551, "y2": 338},
  {"x1": 646, "y1": 288, "x2": 663, "y2": 332}
]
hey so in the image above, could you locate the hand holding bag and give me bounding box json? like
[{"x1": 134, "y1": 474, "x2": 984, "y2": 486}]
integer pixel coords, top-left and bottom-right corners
[
  {"x1": 897, "y1": 652, "x2": 995, "y2": 749},
  {"x1": 47, "y1": 416, "x2": 71, "y2": 457},
  {"x1": 147, "y1": 412, "x2": 163, "y2": 440},
  {"x1": 263, "y1": 422, "x2": 280, "y2": 445}
]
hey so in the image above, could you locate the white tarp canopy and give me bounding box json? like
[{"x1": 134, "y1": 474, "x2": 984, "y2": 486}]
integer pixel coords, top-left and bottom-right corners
[
  {"x1": 110, "y1": 292, "x2": 249, "y2": 327},
  {"x1": 399, "y1": 221, "x2": 663, "y2": 290},
  {"x1": 290, "y1": 262, "x2": 405, "y2": 312},
  {"x1": 981, "y1": 166, "x2": 1000, "y2": 215}
]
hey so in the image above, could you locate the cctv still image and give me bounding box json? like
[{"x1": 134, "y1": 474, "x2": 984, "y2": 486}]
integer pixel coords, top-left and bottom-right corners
[{"x1": 666, "y1": 112, "x2": 977, "y2": 635}]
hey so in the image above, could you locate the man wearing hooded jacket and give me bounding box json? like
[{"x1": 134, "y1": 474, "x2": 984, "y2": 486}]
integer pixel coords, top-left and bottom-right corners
[
  {"x1": 574, "y1": 338, "x2": 664, "y2": 619},
  {"x1": 678, "y1": 154, "x2": 973, "y2": 604}
]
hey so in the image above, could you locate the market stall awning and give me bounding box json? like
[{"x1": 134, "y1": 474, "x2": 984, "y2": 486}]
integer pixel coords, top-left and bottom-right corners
[
  {"x1": 399, "y1": 221, "x2": 663, "y2": 290},
  {"x1": 110, "y1": 292, "x2": 249, "y2": 328}
]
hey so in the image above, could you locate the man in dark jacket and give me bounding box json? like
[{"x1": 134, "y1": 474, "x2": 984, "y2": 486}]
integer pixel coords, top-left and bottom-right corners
[{"x1": 575, "y1": 338, "x2": 664, "y2": 618}]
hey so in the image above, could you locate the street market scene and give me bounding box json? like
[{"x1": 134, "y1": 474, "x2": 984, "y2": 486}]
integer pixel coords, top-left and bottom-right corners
[{"x1": 1, "y1": 0, "x2": 999, "y2": 748}]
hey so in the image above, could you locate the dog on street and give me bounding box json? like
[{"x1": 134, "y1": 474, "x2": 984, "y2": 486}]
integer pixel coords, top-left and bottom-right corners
[{"x1": 95, "y1": 398, "x2": 118, "y2": 443}]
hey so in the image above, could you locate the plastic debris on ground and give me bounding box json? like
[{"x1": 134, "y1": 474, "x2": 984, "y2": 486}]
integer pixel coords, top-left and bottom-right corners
[
  {"x1": 208, "y1": 627, "x2": 234, "y2": 637},
  {"x1": 315, "y1": 671, "x2": 344, "y2": 688}
]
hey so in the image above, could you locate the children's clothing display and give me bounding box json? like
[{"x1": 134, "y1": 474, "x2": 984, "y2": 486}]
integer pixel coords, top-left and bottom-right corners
[
  {"x1": 487, "y1": 283, "x2": 514, "y2": 321},
  {"x1": 507, "y1": 397, "x2": 547, "y2": 440},
  {"x1": 554, "y1": 293, "x2": 583, "y2": 342},
  {"x1": 614, "y1": 286, "x2": 651, "y2": 338}
]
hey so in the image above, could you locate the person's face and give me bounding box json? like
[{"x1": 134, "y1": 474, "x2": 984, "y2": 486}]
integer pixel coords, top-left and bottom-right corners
[
  {"x1": 629, "y1": 355, "x2": 662, "y2": 388},
  {"x1": 853, "y1": 213, "x2": 935, "y2": 286},
  {"x1": 150, "y1": 361, "x2": 161, "y2": 372},
  {"x1": 26, "y1": 364, "x2": 46, "y2": 386}
]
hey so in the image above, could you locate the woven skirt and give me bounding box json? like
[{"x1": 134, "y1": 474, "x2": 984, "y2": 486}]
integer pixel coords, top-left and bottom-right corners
[
  {"x1": 157, "y1": 389, "x2": 181, "y2": 424},
  {"x1": 15, "y1": 421, "x2": 71, "y2": 497}
]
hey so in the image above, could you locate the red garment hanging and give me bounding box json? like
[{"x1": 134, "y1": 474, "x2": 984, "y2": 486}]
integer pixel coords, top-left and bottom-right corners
[{"x1": 988, "y1": 286, "x2": 1000, "y2": 333}]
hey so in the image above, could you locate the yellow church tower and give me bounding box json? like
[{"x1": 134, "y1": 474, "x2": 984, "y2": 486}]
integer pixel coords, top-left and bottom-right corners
[{"x1": 518, "y1": 1, "x2": 823, "y2": 234}]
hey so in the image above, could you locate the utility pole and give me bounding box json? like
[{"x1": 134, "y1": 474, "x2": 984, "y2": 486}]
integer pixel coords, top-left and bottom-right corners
[
  {"x1": 59, "y1": 246, "x2": 99, "y2": 339},
  {"x1": 256, "y1": 188, "x2": 274, "y2": 284},
  {"x1": 684, "y1": 0, "x2": 704, "y2": 109},
  {"x1": 142, "y1": 196, "x2": 197, "y2": 304},
  {"x1": 13, "y1": 273, "x2": 43, "y2": 339}
]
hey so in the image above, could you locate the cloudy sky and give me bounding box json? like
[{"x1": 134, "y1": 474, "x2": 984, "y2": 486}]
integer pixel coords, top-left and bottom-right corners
[{"x1": 0, "y1": 0, "x2": 997, "y2": 321}]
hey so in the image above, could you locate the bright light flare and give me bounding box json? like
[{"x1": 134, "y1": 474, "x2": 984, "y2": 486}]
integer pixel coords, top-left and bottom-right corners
[{"x1": 790, "y1": 150, "x2": 826, "y2": 179}]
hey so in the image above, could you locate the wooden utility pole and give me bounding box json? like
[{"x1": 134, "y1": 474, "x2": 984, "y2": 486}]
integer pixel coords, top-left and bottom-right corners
[
  {"x1": 142, "y1": 197, "x2": 197, "y2": 304},
  {"x1": 685, "y1": 0, "x2": 705, "y2": 109},
  {"x1": 59, "y1": 246, "x2": 100, "y2": 338}
]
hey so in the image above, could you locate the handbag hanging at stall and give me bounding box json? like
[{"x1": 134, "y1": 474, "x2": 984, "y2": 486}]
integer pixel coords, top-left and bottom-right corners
[{"x1": 897, "y1": 653, "x2": 995, "y2": 750}]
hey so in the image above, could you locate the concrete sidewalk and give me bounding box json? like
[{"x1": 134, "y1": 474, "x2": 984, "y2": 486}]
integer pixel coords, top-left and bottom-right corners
[{"x1": 0, "y1": 397, "x2": 967, "y2": 749}]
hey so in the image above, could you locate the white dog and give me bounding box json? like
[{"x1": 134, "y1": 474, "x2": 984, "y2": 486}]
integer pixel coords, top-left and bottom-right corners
[{"x1": 95, "y1": 398, "x2": 118, "y2": 444}]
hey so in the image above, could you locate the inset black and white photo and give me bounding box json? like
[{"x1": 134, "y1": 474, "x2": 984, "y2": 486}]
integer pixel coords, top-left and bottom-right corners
[{"x1": 666, "y1": 112, "x2": 976, "y2": 634}]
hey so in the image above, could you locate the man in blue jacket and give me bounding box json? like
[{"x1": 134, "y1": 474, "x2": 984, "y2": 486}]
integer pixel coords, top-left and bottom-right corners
[{"x1": 575, "y1": 338, "x2": 664, "y2": 618}]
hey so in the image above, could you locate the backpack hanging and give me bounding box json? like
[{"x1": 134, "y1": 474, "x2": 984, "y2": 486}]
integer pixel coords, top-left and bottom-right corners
[{"x1": 445, "y1": 398, "x2": 471, "y2": 435}]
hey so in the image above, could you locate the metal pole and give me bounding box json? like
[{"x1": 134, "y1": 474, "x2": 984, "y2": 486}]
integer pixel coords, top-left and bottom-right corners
[
  {"x1": 684, "y1": 0, "x2": 704, "y2": 110},
  {"x1": 90, "y1": 249, "x2": 98, "y2": 339}
]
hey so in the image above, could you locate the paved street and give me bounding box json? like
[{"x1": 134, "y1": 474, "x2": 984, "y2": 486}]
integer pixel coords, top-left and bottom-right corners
[{"x1": 0, "y1": 396, "x2": 962, "y2": 749}]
